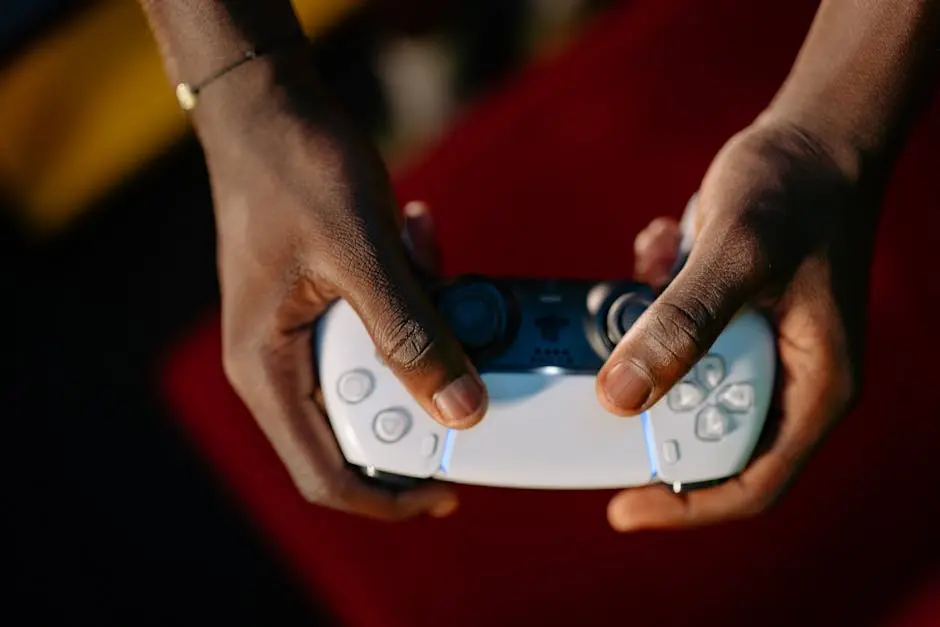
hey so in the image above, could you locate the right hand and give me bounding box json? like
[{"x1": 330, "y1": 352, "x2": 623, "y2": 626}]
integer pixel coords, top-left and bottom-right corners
[
  {"x1": 195, "y1": 52, "x2": 487, "y2": 520},
  {"x1": 598, "y1": 120, "x2": 872, "y2": 531}
]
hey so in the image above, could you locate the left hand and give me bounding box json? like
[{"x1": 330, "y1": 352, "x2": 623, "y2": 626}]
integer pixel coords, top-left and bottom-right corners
[{"x1": 596, "y1": 119, "x2": 877, "y2": 531}]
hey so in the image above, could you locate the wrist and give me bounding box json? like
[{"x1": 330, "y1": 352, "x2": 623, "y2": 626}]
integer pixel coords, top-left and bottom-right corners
[
  {"x1": 139, "y1": 0, "x2": 304, "y2": 86},
  {"x1": 190, "y1": 49, "x2": 375, "y2": 214},
  {"x1": 185, "y1": 43, "x2": 321, "y2": 142},
  {"x1": 757, "y1": 0, "x2": 940, "y2": 192}
]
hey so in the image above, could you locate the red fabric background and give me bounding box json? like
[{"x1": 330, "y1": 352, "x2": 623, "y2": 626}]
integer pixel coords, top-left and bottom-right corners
[{"x1": 162, "y1": 0, "x2": 940, "y2": 625}]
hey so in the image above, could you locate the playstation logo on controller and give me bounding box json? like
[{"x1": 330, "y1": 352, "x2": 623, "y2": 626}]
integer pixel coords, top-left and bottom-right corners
[{"x1": 535, "y1": 315, "x2": 569, "y2": 342}]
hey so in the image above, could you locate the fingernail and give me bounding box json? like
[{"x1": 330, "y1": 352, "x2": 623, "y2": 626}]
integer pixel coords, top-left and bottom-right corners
[
  {"x1": 433, "y1": 374, "x2": 485, "y2": 425},
  {"x1": 404, "y1": 201, "x2": 428, "y2": 218},
  {"x1": 429, "y1": 496, "x2": 459, "y2": 518},
  {"x1": 604, "y1": 360, "x2": 653, "y2": 412}
]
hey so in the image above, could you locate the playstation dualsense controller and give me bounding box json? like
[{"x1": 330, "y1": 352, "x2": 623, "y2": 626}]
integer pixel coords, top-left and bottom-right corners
[{"x1": 316, "y1": 276, "x2": 775, "y2": 491}]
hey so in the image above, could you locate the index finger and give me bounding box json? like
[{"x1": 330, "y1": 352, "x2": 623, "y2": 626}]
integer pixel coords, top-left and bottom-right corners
[
  {"x1": 606, "y1": 440, "x2": 796, "y2": 531},
  {"x1": 335, "y1": 467, "x2": 459, "y2": 521}
]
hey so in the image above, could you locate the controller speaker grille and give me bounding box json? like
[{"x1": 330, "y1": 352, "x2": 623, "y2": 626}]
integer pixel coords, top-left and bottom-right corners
[{"x1": 529, "y1": 347, "x2": 573, "y2": 367}]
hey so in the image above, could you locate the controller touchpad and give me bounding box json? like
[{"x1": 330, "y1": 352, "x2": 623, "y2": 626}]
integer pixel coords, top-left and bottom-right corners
[{"x1": 436, "y1": 373, "x2": 655, "y2": 489}]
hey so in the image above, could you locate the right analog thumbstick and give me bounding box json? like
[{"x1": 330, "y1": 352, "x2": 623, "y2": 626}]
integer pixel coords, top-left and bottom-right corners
[{"x1": 605, "y1": 292, "x2": 650, "y2": 345}]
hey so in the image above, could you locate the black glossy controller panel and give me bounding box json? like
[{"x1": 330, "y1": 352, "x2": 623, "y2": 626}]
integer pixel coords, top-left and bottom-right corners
[{"x1": 431, "y1": 277, "x2": 655, "y2": 375}]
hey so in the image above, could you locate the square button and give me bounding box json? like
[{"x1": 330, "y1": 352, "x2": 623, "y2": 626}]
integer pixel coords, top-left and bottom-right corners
[{"x1": 668, "y1": 380, "x2": 705, "y2": 412}]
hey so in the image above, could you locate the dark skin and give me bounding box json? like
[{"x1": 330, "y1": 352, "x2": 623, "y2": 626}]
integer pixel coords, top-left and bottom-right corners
[{"x1": 138, "y1": 0, "x2": 939, "y2": 529}]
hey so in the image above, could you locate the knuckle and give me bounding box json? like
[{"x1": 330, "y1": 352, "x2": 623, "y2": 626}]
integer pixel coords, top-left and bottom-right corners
[
  {"x1": 220, "y1": 310, "x2": 265, "y2": 393},
  {"x1": 376, "y1": 313, "x2": 436, "y2": 371},
  {"x1": 221, "y1": 332, "x2": 271, "y2": 395},
  {"x1": 299, "y1": 475, "x2": 349, "y2": 508},
  {"x1": 739, "y1": 491, "x2": 774, "y2": 518},
  {"x1": 644, "y1": 316, "x2": 695, "y2": 372},
  {"x1": 297, "y1": 481, "x2": 329, "y2": 505},
  {"x1": 645, "y1": 296, "x2": 719, "y2": 368},
  {"x1": 221, "y1": 343, "x2": 251, "y2": 392},
  {"x1": 328, "y1": 235, "x2": 441, "y2": 375}
]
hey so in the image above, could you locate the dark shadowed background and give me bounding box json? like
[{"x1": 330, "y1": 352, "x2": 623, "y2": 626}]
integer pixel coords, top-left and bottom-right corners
[{"x1": 3, "y1": 2, "x2": 939, "y2": 626}]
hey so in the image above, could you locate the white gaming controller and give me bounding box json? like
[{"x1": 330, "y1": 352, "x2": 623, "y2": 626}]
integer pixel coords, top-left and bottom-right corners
[{"x1": 315, "y1": 274, "x2": 776, "y2": 492}]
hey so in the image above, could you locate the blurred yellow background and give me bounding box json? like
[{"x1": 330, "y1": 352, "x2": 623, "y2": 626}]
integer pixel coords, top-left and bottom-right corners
[{"x1": 0, "y1": 0, "x2": 358, "y2": 233}]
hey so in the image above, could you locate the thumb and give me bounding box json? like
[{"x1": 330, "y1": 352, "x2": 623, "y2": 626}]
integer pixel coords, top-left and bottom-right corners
[
  {"x1": 338, "y1": 222, "x2": 488, "y2": 430},
  {"x1": 597, "y1": 215, "x2": 766, "y2": 416}
]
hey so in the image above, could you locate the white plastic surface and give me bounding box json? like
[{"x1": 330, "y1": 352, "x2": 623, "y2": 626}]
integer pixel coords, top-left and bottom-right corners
[
  {"x1": 438, "y1": 372, "x2": 654, "y2": 489},
  {"x1": 646, "y1": 309, "x2": 776, "y2": 484},
  {"x1": 317, "y1": 301, "x2": 448, "y2": 479},
  {"x1": 316, "y1": 298, "x2": 774, "y2": 489}
]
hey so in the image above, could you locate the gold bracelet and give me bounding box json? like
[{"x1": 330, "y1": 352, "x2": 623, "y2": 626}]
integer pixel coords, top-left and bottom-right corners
[{"x1": 175, "y1": 33, "x2": 307, "y2": 111}]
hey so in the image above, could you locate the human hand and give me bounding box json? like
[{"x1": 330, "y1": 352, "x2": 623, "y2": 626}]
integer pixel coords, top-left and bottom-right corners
[
  {"x1": 198, "y1": 55, "x2": 487, "y2": 520},
  {"x1": 597, "y1": 119, "x2": 877, "y2": 531}
]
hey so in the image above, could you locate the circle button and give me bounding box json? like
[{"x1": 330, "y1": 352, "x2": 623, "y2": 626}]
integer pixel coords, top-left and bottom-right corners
[{"x1": 337, "y1": 369, "x2": 375, "y2": 404}]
